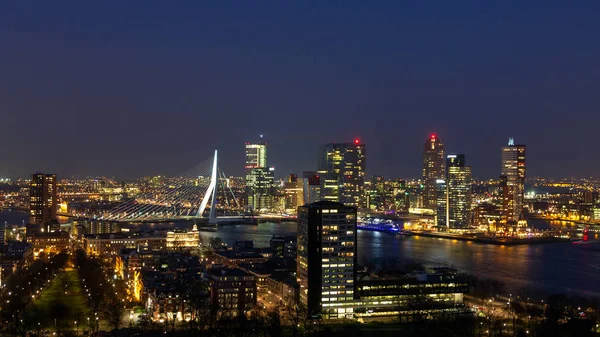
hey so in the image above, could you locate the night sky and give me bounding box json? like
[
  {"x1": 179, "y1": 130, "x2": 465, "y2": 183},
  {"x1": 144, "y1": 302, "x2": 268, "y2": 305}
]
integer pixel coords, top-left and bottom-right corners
[{"x1": 1, "y1": 1, "x2": 599, "y2": 180}]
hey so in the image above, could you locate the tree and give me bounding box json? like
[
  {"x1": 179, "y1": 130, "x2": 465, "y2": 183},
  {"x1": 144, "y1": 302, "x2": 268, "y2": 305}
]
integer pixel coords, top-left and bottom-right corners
[
  {"x1": 265, "y1": 307, "x2": 283, "y2": 337},
  {"x1": 48, "y1": 300, "x2": 71, "y2": 335},
  {"x1": 106, "y1": 299, "x2": 124, "y2": 330},
  {"x1": 282, "y1": 302, "x2": 308, "y2": 337}
]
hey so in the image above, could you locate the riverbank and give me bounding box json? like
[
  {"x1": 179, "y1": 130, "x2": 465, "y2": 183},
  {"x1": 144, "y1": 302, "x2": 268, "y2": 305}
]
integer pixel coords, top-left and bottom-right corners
[{"x1": 410, "y1": 231, "x2": 571, "y2": 245}]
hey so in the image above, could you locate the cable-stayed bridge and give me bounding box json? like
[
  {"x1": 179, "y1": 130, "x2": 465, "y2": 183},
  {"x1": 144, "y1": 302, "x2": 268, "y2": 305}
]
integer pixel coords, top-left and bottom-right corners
[{"x1": 99, "y1": 150, "x2": 243, "y2": 224}]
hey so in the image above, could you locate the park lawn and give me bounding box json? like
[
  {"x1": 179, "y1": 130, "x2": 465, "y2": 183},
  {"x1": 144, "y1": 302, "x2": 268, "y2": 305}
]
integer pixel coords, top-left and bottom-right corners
[{"x1": 34, "y1": 267, "x2": 90, "y2": 320}]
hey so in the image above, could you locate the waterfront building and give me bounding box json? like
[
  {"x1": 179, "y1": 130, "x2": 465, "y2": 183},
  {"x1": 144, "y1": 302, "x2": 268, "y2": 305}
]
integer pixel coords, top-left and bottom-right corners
[
  {"x1": 76, "y1": 220, "x2": 121, "y2": 235},
  {"x1": 366, "y1": 175, "x2": 385, "y2": 210},
  {"x1": 165, "y1": 225, "x2": 200, "y2": 251},
  {"x1": 353, "y1": 268, "x2": 468, "y2": 318},
  {"x1": 499, "y1": 175, "x2": 515, "y2": 221},
  {"x1": 302, "y1": 171, "x2": 321, "y2": 205},
  {"x1": 245, "y1": 141, "x2": 275, "y2": 211},
  {"x1": 283, "y1": 174, "x2": 303, "y2": 214},
  {"x1": 297, "y1": 201, "x2": 357, "y2": 319},
  {"x1": 501, "y1": 138, "x2": 526, "y2": 221},
  {"x1": 435, "y1": 179, "x2": 448, "y2": 228},
  {"x1": 245, "y1": 167, "x2": 275, "y2": 211},
  {"x1": 29, "y1": 173, "x2": 57, "y2": 225},
  {"x1": 593, "y1": 206, "x2": 600, "y2": 221},
  {"x1": 317, "y1": 140, "x2": 366, "y2": 207},
  {"x1": 473, "y1": 203, "x2": 501, "y2": 229},
  {"x1": 446, "y1": 154, "x2": 472, "y2": 228},
  {"x1": 422, "y1": 135, "x2": 445, "y2": 210}
]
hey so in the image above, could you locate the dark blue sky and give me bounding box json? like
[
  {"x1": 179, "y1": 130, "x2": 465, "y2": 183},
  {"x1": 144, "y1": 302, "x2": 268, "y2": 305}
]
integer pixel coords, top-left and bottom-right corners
[{"x1": 1, "y1": 1, "x2": 599, "y2": 180}]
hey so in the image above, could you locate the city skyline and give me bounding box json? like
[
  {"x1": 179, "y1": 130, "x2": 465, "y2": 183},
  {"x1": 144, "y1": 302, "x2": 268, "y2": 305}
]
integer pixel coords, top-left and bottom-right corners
[
  {"x1": 2, "y1": 3, "x2": 600, "y2": 336},
  {"x1": 2, "y1": 2, "x2": 600, "y2": 180},
  {"x1": 1, "y1": 134, "x2": 542, "y2": 183}
]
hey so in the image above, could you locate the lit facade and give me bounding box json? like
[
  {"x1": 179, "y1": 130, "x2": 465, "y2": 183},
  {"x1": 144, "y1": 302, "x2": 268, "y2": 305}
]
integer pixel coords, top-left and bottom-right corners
[
  {"x1": 283, "y1": 174, "x2": 302, "y2": 214},
  {"x1": 245, "y1": 141, "x2": 275, "y2": 211},
  {"x1": 353, "y1": 270, "x2": 468, "y2": 318},
  {"x1": 435, "y1": 179, "x2": 448, "y2": 228},
  {"x1": 501, "y1": 138, "x2": 526, "y2": 220},
  {"x1": 165, "y1": 225, "x2": 200, "y2": 250},
  {"x1": 297, "y1": 201, "x2": 357, "y2": 319},
  {"x1": 317, "y1": 140, "x2": 366, "y2": 207},
  {"x1": 245, "y1": 142, "x2": 267, "y2": 169},
  {"x1": 29, "y1": 173, "x2": 57, "y2": 225},
  {"x1": 28, "y1": 231, "x2": 69, "y2": 258},
  {"x1": 422, "y1": 135, "x2": 445, "y2": 210},
  {"x1": 245, "y1": 167, "x2": 275, "y2": 211},
  {"x1": 85, "y1": 233, "x2": 166, "y2": 257},
  {"x1": 446, "y1": 154, "x2": 472, "y2": 228}
]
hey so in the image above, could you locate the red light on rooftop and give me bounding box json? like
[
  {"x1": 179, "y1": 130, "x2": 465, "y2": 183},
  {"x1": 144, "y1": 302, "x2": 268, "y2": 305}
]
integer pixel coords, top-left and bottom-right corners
[
  {"x1": 431, "y1": 134, "x2": 436, "y2": 139},
  {"x1": 354, "y1": 138, "x2": 360, "y2": 144}
]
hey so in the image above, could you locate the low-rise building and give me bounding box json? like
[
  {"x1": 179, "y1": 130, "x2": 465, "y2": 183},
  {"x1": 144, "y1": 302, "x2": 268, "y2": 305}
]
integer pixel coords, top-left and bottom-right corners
[
  {"x1": 166, "y1": 225, "x2": 200, "y2": 251},
  {"x1": 85, "y1": 232, "x2": 166, "y2": 257},
  {"x1": 28, "y1": 231, "x2": 70, "y2": 258},
  {"x1": 212, "y1": 250, "x2": 268, "y2": 267},
  {"x1": 352, "y1": 268, "x2": 469, "y2": 319},
  {"x1": 205, "y1": 267, "x2": 257, "y2": 318}
]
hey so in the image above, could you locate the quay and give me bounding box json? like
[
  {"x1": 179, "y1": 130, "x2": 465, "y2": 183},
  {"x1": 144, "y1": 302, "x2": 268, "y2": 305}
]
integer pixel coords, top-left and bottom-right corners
[{"x1": 409, "y1": 231, "x2": 571, "y2": 245}]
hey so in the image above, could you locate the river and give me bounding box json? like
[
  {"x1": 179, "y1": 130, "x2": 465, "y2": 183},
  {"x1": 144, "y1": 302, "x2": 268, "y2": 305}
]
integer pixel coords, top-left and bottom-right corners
[{"x1": 3, "y1": 210, "x2": 599, "y2": 298}]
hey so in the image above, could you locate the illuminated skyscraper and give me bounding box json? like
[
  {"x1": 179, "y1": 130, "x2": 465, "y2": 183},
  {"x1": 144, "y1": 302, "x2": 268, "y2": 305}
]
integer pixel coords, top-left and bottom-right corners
[
  {"x1": 245, "y1": 142, "x2": 267, "y2": 169},
  {"x1": 297, "y1": 201, "x2": 357, "y2": 319},
  {"x1": 501, "y1": 138, "x2": 526, "y2": 221},
  {"x1": 422, "y1": 134, "x2": 445, "y2": 209},
  {"x1": 446, "y1": 154, "x2": 472, "y2": 228},
  {"x1": 283, "y1": 174, "x2": 303, "y2": 214},
  {"x1": 245, "y1": 141, "x2": 274, "y2": 211},
  {"x1": 29, "y1": 173, "x2": 57, "y2": 225},
  {"x1": 317, "y1": 140, "x2": 366, "y2": 207},
  {"x1": 435, "y1": 179, "x2": 448, "y2": 228}
]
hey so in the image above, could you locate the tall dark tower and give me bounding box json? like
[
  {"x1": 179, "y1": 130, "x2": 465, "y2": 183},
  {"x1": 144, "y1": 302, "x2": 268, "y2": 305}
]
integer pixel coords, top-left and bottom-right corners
[
  {"x1": 446, "y1": 154, "x2": 472, "y2": 228},
  {"x1": 297, "y1": 201, "x2": 357, "y2": 319},
  {"x1": 422, "y1": 134, "x2": 445, "y2": 209},
  {"x1": 501, "y1": 138, "x2": 526, "y2": 220},
  {"x1": 29, "y1": 173, "x2": 57, "y2": 225}
]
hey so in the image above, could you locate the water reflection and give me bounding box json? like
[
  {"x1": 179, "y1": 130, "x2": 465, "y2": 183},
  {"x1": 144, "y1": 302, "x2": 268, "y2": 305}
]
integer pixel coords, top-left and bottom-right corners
[{"x1": 2, "y1": 210, "x2": 599, "y2": 297}]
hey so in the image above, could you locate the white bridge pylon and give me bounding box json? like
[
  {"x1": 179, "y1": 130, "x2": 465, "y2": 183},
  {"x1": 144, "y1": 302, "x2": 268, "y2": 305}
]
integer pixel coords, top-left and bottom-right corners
[{"x1": 197, "y1": 149, "x2": 218, "y2": 223}]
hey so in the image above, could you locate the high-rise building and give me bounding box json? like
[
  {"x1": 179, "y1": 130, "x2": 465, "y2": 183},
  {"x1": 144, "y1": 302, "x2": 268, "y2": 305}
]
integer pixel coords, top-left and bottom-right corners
[
  {"x1": 283, "y1": 174, "x2": 303, "y2": 214},
  {"x1": 245, "y1": 167, "x2": 275, "y2": 211},
  {"x1": 302, "y1": 171, "x2": 321, "y2": 205},
  {"x1": 501, "y1": 138, "x2": 526, "y2": 221},
  {"x1": 245, "y1": 141, "x2": 274, "y2": 211},
  {"x1": 446, "y1": 154, "x2": 472, "y2": 228},
  {"x1": 366, "y1": 175, "x2": 385, "y2": 210},
  {"x1": 435, "y1": 179, "x2": 448, "y2": 228},
  {"x1": 297, "y1": 201, "x2": 357, "y2": 319},
  {"x1": 422, "y1": 134, "x2": 445, "y2": 210},
  {"x1": 317, "y1": 140, "x2": 366, "y2": 207},
  {"x1": 245, "y1": 142, "x2": 267, "y2": 169},
  {"x1": 499, "y1": 175, "x2": 514, "y2": 221},
  {"x1": 29, "y1": 173, "x2": 57, "y2": 225}
]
